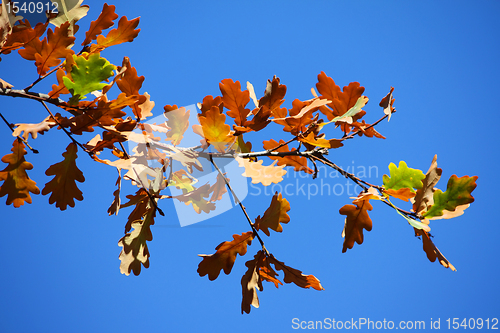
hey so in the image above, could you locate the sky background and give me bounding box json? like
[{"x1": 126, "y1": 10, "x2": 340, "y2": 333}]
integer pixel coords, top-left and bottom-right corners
[{"x1": 1, "y1": 0, "x2": 499, "y2": 332}]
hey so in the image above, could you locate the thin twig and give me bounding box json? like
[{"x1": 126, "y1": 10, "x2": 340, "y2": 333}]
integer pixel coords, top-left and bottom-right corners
[
  {"x1": 209, "y1": 155, "x2": 268, "y2": 253},
  {"x1": 40, "y1": 101, "x2": 92, "y2": 156},
  {"x1": 0, "y1": 111, "x2": 39, "y2": 153}
]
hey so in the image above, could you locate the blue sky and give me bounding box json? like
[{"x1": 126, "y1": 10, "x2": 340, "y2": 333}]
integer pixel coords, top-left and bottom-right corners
[{"x1": 1, "y1": 0, "x2": 499, "y2": 332}]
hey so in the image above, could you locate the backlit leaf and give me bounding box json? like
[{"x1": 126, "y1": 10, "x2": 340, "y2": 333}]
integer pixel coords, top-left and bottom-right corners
[
  {"x1": 91, "y1": 15, "x2": 140, "y2": 52},
  {"x1": 415, "y1": 228, "x2": 456, "y2": 271},
  {"x1": 340, "y1": 199, "x2": 373, "y2": 252},
  {"x1": 255, "y1": 192, "x2": 291, "y2": 236},
  {"x1": 268, "y1": 254, "x2": 323, "y2": 290},
  {"x1": 0, "y1": 139, "x2": 40, "y2": 207},
  {"x1": 235, "y1": 156, "x2": 286, "y2": 186},
  {"x1": 262, "y1": 139, "x2": 313, "y2": 174},
  {"x1": 382, "y1": 161, "x2": 425, "y2": 192},
  {"x1": 41, "y1": 143, "x2": 84, "y2": 210},
  {"x1": 118, "y1": 204, "x2": 155, "y2": 276},
  {"x1": 198, "y1": 231, "x2": 254, "y2": 281},
  {"x1": 220, "y1": 78, "x2": 251, "y2": 126},
  {"x1": 423, "y1": 175, "x2": 478, "y2": 219},
  {"x1": 193, "y1": 106, "x2": 233, "y2": 152},
  {"x1": 82, "y1": 3, "x2": 118, "y2": 46},
  {"x1": 412, "y1": 155, "x2": 442, "y2": 214},
  {"x1": 164, "y1": 106, "x2": 189, "y2": 146},
  {"x1": 63, "y1": 53, "x2": 115, "y2": 104},
  {"x1": 34, "y1": 22, "x2": 75, "y2": 76}
]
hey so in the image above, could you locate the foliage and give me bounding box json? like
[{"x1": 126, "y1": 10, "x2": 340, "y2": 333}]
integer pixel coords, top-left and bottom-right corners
[{"x1": 0, "y1": 0, "x2": 478, "y2": 313}]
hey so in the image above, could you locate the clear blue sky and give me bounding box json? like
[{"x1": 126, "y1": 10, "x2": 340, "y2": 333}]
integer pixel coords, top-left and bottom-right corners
[{"x1": 1, "y1": 0, "x2": 499, "y2": 332}]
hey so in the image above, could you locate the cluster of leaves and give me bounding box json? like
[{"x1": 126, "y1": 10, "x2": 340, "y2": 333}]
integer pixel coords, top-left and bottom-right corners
[{"x1": 0, "y1": 0, "x2": 478, "y2": 313}]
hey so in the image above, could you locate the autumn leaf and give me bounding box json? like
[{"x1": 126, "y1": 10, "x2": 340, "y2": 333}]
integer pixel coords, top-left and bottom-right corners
[
  {"x1": 255, "y1": 192, "x2": 291, "y2": 236},
  {"x1": 320, "y1": 95, "x2": 368, "y2": 125},
  {"x1": 209, "y1": 172, "x2": 228, "y2": 202},
  {"x1": 118, "y1": 205, "x2": 155, "y2": 276},
  {"x1": 49, "y1": 0, "x2": 89, "y2": 35},
  {"x1": 298, "y1": 132, "x2": 343, "y2": 149},
  {"x1": 33, "y1": 22, "x2": 75, "y2": 76},
  {"x1": 2, "y1": 20, "x2": 46, "y2": 55},
  {"x1": 63, "y1": 53, "x2": 115, "y2": 104},
  {"x1": 198, "y1": 95, "x2": 223, "y2": 117},
  {"x1": 173, "y1": 183, "x2": 216, "y2": 214},
  {"x1": 380, "y1": 87, "x2": 396, "y2": 121},
  {"x1": 69, "y1": 93, "x2": 136, "y2": 134},
  {"x1": 241, "y1": 250, "x2": 283, "y2": 314},
  {"x1": 262, "y1": 139, "x2": 313, "y2": 174},
  {"x1": 241, "y1": 252, "x2": 262, "y2": 314},
  {"x1": 120, "y1": 188, "x2": 150, "y2": 233},
  {"x1": 41, "y1": 143, "x2": 84, "y2": 210},
  {"x1": 115, "y1": 57, "x2": 147, "y2": 118},
  {"x1": 415, "y1": 228, "x2": 456, "y2": 271},
  {"x1": 193, "y1": 106, "x2": 233, "y2": 152},
  {"x1": 82, "y1": 3, "x2": 118, "y2": 46},
  {"x1": 340, "y1": 199, "x2": 373, "y2": 252},
  {"x1": 198, "y1": 231, "x2": 254, "y2": 281},
  {"x1": 316, "y1": 71, "x2": 365, "y2": 116},
  {"x1": 162, "y1": 106, "x2": 189, "y2": 146},
  {"x1": 0, "y1": 139, "x2": 40, "y2": 207},
  {"x1": 107, "y1": 169, "x2": 121, "y2": 216},
  {"x1": 12, "y1": 119, "x2": 51, "y2": 140},
  {"x1": 383, "y1": 188, "x2": 416, "y2": 202},
  {"x1": 412, "y1": 155, "x2": 442, "y2": 214},
  {"x1": 259, "y1": 76, "x2": 287, "y2": 113},
  {"x1": 423, "y1": 175, "x2": 478, "y2": 219},
  {"x1": 90, "y1": 15, "x2": 140, "y2": 52},
  {"x1": 220, "y1": 78, "x2": 251, "y2": 126},
  {"x1": 382, "y1": 161, "x2": 425, "y2": 192},
  {"x1": 268, "y1": 254, "x2": 323, "y2": 290},
  {"x1": 235, "y1": 156, "x2": 286, "y2": 186}
]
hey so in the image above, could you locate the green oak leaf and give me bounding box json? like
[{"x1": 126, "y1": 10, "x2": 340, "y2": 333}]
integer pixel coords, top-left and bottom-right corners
[
  {"x1": 63, "y1": 53, "x2": 115, "y2": 105},
  {"x1": 423, "y1": 175, "x2": 478, "y2": 219},
  {"x1": 383, "y1": 161, "x2": 425, "y2": 192}
]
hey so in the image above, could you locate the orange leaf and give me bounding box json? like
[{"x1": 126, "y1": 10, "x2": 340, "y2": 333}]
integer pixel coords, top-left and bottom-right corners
[
  {"x1": 255, "y1": 192, "x2": 291, "y2": 236},
  {"x1": 0, "y1": 139, "x2": 40, "y2": 207},
  {"x1": 164, "y1": 106, "x2": 190, "y2": 146},
  {"x1": 384, "y1": 188, "x2": 416, "y2": 202},
  {"x1": 193, "y1": 106, "x2": 233, "y2": 152},
  {"x1": 41, "y1": 143, "x2": 84, "y2": 210},
  {"x1": 298, "y1": 132, "x2": 343, "y2": 149},
  {"x1": 268, "y1": 254, "x2": 323, "y2": 290},
  {"x1": 82, "y1": 3, "x2": 118, "y2": 46},
  {"x1": 198, "y1": 95, "x2": 223, "y2": 117},
  {"x1": 415, "y1": 228, "x2": 456, "y2": 271},
  {"x1": 259, "y1": 76, "x2": 287, "y2": 112},
  {"x1": 220, "y1": 79, "x2": 251, "y2": 126},
  {"x1": 339, "y1": 199, "x2": 373, "y2": 252},
  {"x1": 241, "y1": 251, "x2": 263, "y2": 314},
  {"x1": 2, "y1": 20, "x2": 47, "y2": 55},
  {"x1": 316, "y1": 72, "x2": 365, "y2": 133},
  {"x1": 209, "y1": 172, "x2": 228, "y2": 202},
  {"x1": 115, "y1": 57, "x2": 147, "y2": 119},
  {"x1": 34, "y1": 22, "x2": 75, "y2": 76},
  {"x1": 263, "y1": 139, "x2": 313, "y2": 174},
  {"x1": 91, "y1": 15, "x2": 140, "y2": 52},
  {"x1": 198, "y1": 231, "x2": 254, "y2": 280},
  {"x1": 241, "y1": 250, "x2": 283, "y2": 314}
]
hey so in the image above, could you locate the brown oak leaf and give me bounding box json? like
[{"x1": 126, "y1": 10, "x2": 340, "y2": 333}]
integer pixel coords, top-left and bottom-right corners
[
  {"x1": 41, "y1": 143, "x2": 84, "y2": 210},
  {"x1": 0, "y1": 139, "x2": 40, "y2": 207},
  {"x1": 255, "y1": 192, "x2": 291, "y2": 236},
  {"x1": 198, "y1": 231, "x2": 254, "y2": 280}
]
